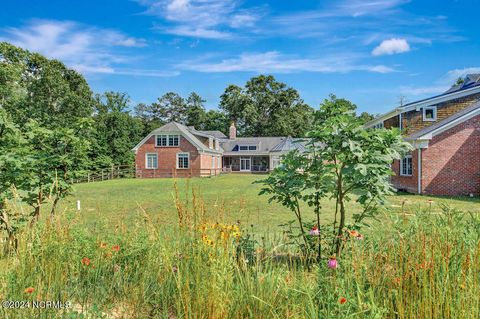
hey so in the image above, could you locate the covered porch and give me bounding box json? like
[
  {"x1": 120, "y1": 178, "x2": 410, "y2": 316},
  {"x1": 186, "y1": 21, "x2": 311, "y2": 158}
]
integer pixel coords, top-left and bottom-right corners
[{"x1": 222, "y1": 156, "x2": 270, "y2": 172}]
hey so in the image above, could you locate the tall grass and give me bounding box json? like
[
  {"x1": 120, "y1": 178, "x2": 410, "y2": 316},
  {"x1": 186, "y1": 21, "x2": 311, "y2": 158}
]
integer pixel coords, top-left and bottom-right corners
[{"x1": 0, "y1": 195, "x2": 479, "y2": 318}]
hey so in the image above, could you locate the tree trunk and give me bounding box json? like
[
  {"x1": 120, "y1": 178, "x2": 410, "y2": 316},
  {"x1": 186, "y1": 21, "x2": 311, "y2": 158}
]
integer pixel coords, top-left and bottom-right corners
[
  {"x1": 314, "y1": 193, "x2": 322, "y2": 261},
  {"x1": 294, "y1": 197, "x2": 309, "y2": 257},
  {"x1": 335, "y1": 193, "x2": 346, "y2": 255}
]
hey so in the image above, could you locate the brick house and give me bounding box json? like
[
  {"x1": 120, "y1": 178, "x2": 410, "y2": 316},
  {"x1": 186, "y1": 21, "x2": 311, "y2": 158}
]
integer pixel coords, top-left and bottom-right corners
[
  {"x1": 366, "y1": 74, "x2": 480, "y2": 196},
  {"x1": 132, "y1": 121, "x2": 305, "y2": 178}
]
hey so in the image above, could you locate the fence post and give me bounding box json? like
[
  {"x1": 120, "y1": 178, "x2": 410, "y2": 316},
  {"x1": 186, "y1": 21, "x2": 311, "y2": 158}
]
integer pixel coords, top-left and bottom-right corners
[
  {"x1": 101, "y1": 170, "x2": 104, "y2": 181},
  {"x1": 87, "y1": 173, "x2": 90, "y2": 183}
]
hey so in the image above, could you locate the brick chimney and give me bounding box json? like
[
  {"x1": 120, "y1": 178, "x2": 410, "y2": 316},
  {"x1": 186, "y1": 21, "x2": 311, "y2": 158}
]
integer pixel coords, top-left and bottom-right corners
[{"x1": 229, "y1": 122, "x2": 237, "y2": 139}]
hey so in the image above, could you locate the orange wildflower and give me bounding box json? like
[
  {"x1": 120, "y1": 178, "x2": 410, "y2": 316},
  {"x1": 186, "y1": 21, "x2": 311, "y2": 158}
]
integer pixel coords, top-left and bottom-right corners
[
  {"x1": 24, "y1": 287, "x2": 35, "y2": 294},
  {"x1": 112, "y1": 245, "x2": 120, "y2": 252},
  {"x1": 81, "y1": 257, "x2": 91, "y2": 266},
  {"x1": 339, "y1": 297, "x2": 347, "y2": 305}
]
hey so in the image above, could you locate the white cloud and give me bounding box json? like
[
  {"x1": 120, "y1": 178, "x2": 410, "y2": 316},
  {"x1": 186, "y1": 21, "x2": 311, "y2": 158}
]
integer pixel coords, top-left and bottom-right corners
[
  {"x1": 372, "y1": 38, "x2": 410, "y2": 56},
  {"x1": 177, "y1": 51, "x2": 395, "y2": 74},
  {"x1": 445, "y1": 67, "x2": 480, "y2": 81},
  {"x1": 399, "y1": 66, "x2": 480, "y2": 97},
  {"x1": 138, "y1": 0, "x2": 262, "y2": 39},
  {"x1": 0, "y1": 20, "x2": 176, "y2": 77}
]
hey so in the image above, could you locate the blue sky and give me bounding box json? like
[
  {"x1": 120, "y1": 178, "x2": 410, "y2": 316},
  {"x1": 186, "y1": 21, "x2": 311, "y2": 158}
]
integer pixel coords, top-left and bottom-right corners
[{"x1": 1, "y1": 0, "x2": 479, "y2": 114}]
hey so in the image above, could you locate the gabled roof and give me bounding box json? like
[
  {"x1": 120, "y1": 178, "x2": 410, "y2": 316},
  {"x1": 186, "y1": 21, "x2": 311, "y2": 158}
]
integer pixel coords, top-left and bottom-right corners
[
  {"x1": 221, "y1": 137, "x2": 285, "y2": 154},
  {"x1": 366, "y1": 74, "x2": 480, "y2": 127},
  {"x1": 132, "y1": 122, "x2": 222, "y2": 154},
  {"x1": 407, "y1": 100, "x2": 480, "y2": 140},
  {"x1": 196, "y1": 130, "x2": 226, "y2": 139}
]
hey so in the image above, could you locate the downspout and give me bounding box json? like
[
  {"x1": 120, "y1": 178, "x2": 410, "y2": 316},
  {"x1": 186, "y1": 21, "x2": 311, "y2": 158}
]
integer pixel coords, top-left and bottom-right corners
[{"x1": 417, "y1": 147, "x2": 422, "y2": 194}]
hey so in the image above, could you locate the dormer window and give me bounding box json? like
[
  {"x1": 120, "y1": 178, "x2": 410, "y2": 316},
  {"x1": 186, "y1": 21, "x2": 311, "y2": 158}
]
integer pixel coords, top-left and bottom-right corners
[
  {"x1": 208, "y1": 137, "x2": 213, "y2": 149},
  {"x1": 373, "y1": 122, "x2": 384, "y2": 129},
  {"x1": 423, "y1": 106, "x2": 437, "y2": 122},
  {"x1": 239, "y1": 145, "x2": 257, "y2": 151}
]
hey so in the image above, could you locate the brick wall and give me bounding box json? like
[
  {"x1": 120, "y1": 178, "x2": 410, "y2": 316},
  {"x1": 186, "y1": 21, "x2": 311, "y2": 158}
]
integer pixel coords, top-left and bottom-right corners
[
  {"x1": 135, "y1": 135, "x2": 202, "y2": 178},
  {"x1": 421, "y1": 114, "x2": 480, "y2": 196},
  {"x1": 402, "y1": 93, "x2": 480, "y2": 135},
  {"x1": 391, "y1": 149, "x2": 419, "y2": 193}
]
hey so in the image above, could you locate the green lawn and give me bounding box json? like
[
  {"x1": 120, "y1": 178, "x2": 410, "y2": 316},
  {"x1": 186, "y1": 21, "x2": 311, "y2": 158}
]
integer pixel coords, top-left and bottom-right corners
[{"x1": 62, "y1": 174, "x2": 480, "y2": 233}]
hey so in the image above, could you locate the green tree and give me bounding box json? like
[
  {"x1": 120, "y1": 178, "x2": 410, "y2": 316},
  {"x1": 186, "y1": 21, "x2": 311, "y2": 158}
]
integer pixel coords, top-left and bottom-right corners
[
  {"x1": 220, "y1": 75, "x2": 314, "y2": 137},
  {"x1": 185, "y1": 92, "x2": 207, "y2": 129},
  {"x1": 92, "y1": 92, "x2": 143, "y2": 168},
  {"x1": 357, "y1": 111, "x2": 376, "y2": 124},
  {"x1": 152, "y1": 92, "x2": 187, "y2": 123},
  {"x1": 0, "y1": 42, "x2": 94, "y2": 226},
  {"x1": 0, "y1": 42, "x2": 93, "y2": 130},
  {"x1": 134, "y1": 102, "x2": 164, "y2": 136},
  {"x1": 258, "y1": 95, "x2": 412, "y2": 260},
  {"x1": 203, "y1": 110, "x2": 229, "y2": 134},
  {"x1": 0, "y1": 109, "x2": 31, "y2": 251}
]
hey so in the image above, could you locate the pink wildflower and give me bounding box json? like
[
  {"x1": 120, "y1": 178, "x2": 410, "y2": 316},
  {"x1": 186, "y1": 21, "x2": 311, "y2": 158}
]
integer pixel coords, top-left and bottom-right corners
[
  {"x1": 309, "y1": 226, "x2": 320, "y2": 236},
  {"x1": 328, "y1": 256, "x2": 338, "y2": 269}
]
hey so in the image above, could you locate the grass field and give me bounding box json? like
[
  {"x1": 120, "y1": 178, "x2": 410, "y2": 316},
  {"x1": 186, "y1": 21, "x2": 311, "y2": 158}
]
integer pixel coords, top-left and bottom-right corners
[
  {"x1": 63, "y1": 174, "x2": 480, "y2": 233},
  {"x1": 2, "y1": 175, "x2": 480, "y2": 318}
]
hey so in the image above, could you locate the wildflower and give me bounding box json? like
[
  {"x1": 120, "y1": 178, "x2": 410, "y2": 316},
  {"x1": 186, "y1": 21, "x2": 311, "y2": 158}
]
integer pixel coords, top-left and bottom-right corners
[
  {"x1": 172, "y1": 265, "x2": 178, "y2": 273},
  {"x1": 81, "y1": 257, "x2": 91, "y2": 266},
  {"x1": 349, "y1": 230, "x2": 359, "y2": 238},
  {"x1": 309, "y1": 226, "x2": 320, "y2": 236},
  {"x1": 328, "y1": 256, "x2": 338, "y2": 269},
  {"x1": 392, "y1": 277, "x2": 401, "y2": 285},
  {"x1": 354, "y1": 233, "x2": 364, "y2": 240},
  {"x1": 99, "y1": 242, "x2": 107, "y2": 249},
  {"x1": 24, "y1": 287, "x2": 35, "y2": 294},
  {"x1": 112, "y1": 245, "x2": 120, "y2": 252},
  {"x1": 339, "y1": 297, "x2": 347, "y2": 305},
  {"x1": 459, "y1": 283, "x2": 466, "y2": 290}
]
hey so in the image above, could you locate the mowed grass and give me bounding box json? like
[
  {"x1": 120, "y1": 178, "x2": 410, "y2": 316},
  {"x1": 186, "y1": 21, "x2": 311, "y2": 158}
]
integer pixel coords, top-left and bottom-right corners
[{"x1": 62, "y1": 174, "x2": 480, "y2": 232}]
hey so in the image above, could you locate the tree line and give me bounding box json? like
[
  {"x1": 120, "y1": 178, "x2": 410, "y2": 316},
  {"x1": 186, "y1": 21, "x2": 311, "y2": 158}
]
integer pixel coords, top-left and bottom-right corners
[{"x1": 0, "y1": 42, "x2": 376, "y2": 248}]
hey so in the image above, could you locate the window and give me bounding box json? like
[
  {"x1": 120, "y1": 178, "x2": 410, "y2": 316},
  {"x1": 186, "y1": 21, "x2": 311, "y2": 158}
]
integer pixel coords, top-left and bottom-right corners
[
  {"x1": 208, "y1": 137, "x2": 213, "y2": 149},
  {"x1": 218, "y1": 156, "x2": 222, "y2": 168},
  {"x1": 145, "y1": 153, "x2": 158, "y2": 169},
  {"x1": 400, "y1": 154, "x2": 413, "y2": 176},
  {"x1": 177, "y1": 153, "x2": 189, "y2": 169},
  {"x1": 423, "y1": 106, "x2": 437, "y2": 122},
  {"x1": 238, "y1": 145, "x2": 257, "y2": 151},
  {"x1": 211, "y1": 155, "x2": 215, "y2": 168},
  {"x1": 156, "y1": 134, "x2": 179, "y2": 147},
  {"x1": 373, "y1": 122, "x2": 384, "y2": 129}
]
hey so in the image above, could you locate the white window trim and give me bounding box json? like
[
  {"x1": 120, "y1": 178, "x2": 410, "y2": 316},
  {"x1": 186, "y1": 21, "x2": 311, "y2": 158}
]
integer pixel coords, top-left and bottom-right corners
[
  {"x1": 400, "y1": 154, "x2": 413, "y2": 176},
  {"x1": 176, "y1": 152, "x2": 189, "y2": 169},
  {"x1": 423, "y1": 106, "x2": 437, "y2": 122},
  {"x1": 155, "y1": 134, "x2": 180, "y2": 147},
  {"x1": 238, "y1": 145, "x2": 257, "y2": 151},
  {"x1": 145, "y1": 153, "x2": 158, "y2": 170}
]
